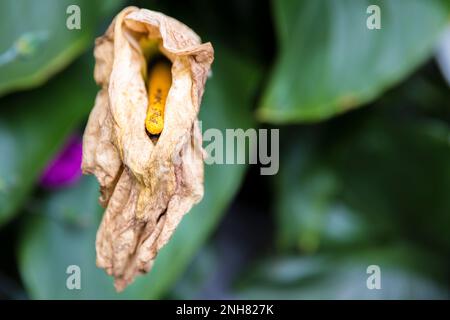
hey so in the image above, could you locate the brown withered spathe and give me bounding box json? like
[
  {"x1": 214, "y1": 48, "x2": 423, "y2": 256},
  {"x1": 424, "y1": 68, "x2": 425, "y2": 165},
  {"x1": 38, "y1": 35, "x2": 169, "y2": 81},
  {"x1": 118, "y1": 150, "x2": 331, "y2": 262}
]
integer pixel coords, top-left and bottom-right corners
[{"x1": 82, "y1": 7, "x2": 213, "y2": 291}]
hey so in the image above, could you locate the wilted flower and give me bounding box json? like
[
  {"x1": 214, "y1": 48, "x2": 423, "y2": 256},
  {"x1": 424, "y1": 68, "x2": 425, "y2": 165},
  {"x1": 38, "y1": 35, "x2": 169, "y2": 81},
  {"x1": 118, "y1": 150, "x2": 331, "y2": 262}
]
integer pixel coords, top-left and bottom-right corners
[{"x1": 82, "y1": 7, "x2": 213, "y2": 291}]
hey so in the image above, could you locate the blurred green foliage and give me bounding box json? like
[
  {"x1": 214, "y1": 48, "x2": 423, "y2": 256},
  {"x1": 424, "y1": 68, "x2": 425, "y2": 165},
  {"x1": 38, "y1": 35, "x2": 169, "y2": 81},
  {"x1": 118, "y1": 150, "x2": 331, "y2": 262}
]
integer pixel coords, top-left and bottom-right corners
[
  {"x1": 258, "y1": 0, "x2": 450, "y2": 123},
  {"x1": 0, "y1": 0, "x2": 449, "y2": 299},
  {"x1": 0, "y1": 58, "x2": 97, "y2": 226},
  {"x1": 275, "y1": 98, "x2": 450, "y2": 253},
  {"x1": 0, "y1": 0, "x2": 123, "y2": 96},
  {"x1": 234, "y1": 246, "x2": 449, "y2": 299}
]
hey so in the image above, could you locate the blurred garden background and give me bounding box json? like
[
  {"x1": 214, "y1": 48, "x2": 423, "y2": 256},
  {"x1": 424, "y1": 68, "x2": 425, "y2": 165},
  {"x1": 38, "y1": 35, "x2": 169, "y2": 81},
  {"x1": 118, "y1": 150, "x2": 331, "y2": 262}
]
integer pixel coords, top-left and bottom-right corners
[{"x1": 0, "y1": 0, "x2": 449, "y2": 299}]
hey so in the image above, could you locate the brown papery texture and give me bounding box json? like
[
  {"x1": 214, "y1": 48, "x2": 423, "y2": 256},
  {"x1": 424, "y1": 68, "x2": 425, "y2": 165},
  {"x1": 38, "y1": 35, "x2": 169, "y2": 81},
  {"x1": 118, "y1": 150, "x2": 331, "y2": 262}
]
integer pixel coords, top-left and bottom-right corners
[{"x1": 82, "y1": 6, "x2": 214, "y2": 291}]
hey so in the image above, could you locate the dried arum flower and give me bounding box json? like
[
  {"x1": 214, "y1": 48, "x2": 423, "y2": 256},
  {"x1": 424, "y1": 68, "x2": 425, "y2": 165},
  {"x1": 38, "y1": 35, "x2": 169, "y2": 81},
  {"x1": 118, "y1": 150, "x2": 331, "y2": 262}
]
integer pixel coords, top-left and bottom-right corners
[{"x1": 82, "y1": 6, "x2": 213, "y2": 291}]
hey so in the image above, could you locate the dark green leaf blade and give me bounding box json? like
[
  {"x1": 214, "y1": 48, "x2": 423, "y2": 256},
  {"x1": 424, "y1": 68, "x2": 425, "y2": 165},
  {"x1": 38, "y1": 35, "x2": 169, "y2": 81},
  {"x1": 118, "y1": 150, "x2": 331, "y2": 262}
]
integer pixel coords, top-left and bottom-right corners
[
  {"x1": 235, "y1": 246, "x2": 449, "y2": 299},
  {"x1": 274, "y1": 103, "x2": 450, "y2": 253},
  {"x1": 258, "y1": 0, "x2": 450, "y2": 123},
  {"x1": 0, "y1": 57, "x2": 97, "y2": 226},
  {"x1": 19, "y1": 176, "x2": 117, "y2": 299},
  {"x1": 0, "y1": 0, "x2": 122, "y2": 96}
]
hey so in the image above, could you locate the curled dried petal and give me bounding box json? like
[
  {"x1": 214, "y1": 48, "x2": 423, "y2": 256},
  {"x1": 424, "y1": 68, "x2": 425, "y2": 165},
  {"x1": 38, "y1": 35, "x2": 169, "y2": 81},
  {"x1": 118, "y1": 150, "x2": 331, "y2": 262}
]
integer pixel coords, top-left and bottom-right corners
[{"x1": 82, "y1": 6, "x2": 213, "y2": 291}]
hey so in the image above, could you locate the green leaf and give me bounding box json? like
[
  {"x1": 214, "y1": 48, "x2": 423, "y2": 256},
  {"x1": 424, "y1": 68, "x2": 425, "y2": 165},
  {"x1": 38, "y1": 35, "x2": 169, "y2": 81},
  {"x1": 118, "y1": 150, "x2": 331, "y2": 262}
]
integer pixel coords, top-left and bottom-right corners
[
  {"x1": 234, "y1": 245, "x2": 450, "y2": 299},
  {"x1": 332, "y1": 116, "x2": 450, "y2": 251},
  {"x1": 275, "y1": 140, "x2": 377, "y2": 253},
  {"x1": 274, "y1": 101, "x2": 450, "y2": 253},
  {"x1": 170, "y1": 245, "x2": 219, "y2": 299},
  {"x1": 0, "y1": 0, "x2": 123, "y2": 96},
  {"x1": 258, "y1": 0, "x2": 450, "y2": 123},
  {"x1": 0, "y1": 57, "x2": 97, "y2": 226},
  {"x1": 19, "y1": 176, "x2": 117, "y2": 299},
  {"x1": 18, "y1": 45, "x2": 262, "y2": 298}
]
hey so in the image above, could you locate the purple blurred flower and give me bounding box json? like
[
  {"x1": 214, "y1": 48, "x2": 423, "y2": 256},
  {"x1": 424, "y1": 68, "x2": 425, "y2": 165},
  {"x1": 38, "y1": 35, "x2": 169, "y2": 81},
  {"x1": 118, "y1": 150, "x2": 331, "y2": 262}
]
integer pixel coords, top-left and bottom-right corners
[{"x1": 40, "y1": 135, "x2": 83, "y2": 188}]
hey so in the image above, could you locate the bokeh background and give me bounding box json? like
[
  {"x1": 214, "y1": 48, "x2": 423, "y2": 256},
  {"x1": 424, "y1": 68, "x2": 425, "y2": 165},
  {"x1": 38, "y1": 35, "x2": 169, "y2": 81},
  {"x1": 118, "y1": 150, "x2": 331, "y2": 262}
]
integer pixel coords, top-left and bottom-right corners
[{"x1": 0, "y1": 0, "x2": 449, "y2": 299}]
